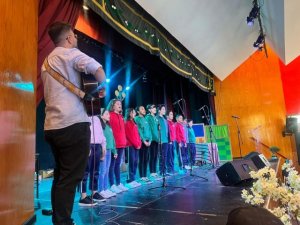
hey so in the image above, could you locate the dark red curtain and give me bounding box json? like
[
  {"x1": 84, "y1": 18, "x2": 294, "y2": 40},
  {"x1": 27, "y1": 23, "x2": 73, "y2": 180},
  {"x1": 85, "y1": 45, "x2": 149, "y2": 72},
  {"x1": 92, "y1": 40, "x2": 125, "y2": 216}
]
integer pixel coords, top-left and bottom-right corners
[
  {"x1": 37, "y1": 0, "x2": 82, "y2": 105},
  {"x1": 208, "y1": 93, "x2": 216, "y2": 124}
]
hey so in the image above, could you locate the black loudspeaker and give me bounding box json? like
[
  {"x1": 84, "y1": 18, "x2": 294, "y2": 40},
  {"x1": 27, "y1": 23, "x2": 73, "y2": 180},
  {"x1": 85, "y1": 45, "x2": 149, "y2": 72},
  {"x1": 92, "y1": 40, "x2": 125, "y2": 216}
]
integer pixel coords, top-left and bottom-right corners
[
  {"x1": 294, "y1": 131, "x2": 300, "y2": 165},
  {"x1": 286, "y1": 117, "x2": 298, "y2": 133},
  {"x1": 243, "y1": 151, "x2": 259, "y2": 160},
  {"x1": 216, "y1": 159, "x2": 257, "y2": 186},
  {"x1": 244, "y1": 152, "x2": 269, "y2": 169}
]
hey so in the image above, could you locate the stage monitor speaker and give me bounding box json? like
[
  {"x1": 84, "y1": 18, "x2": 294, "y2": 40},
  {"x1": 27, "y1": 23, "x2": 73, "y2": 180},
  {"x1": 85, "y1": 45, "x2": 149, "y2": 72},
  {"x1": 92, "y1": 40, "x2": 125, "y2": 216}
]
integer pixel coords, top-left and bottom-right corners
[
  {"x1": 216, "y1": 159, "x2": 257, "y2": 186},
  {"x1": 243, "y1": 151, "x2": 259, "y2": 160},
  {"x1": 244, "y1": 152, "x2": 270, "y2": 169}
]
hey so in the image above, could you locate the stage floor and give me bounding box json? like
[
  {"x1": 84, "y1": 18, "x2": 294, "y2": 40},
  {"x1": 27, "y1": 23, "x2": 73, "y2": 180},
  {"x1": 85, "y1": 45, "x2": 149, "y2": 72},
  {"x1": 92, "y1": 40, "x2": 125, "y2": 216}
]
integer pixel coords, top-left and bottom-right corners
[{"x1": 34, "y1": 166, "x2": 247, "y2": 225}]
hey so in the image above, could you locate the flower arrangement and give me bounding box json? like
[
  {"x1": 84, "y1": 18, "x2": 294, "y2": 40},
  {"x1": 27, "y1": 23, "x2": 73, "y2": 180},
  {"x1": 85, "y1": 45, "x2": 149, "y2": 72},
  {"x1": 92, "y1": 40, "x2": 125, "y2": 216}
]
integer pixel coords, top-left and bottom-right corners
[{"x1": 241, "y1": 161, "x2": 300, "y2": 225}]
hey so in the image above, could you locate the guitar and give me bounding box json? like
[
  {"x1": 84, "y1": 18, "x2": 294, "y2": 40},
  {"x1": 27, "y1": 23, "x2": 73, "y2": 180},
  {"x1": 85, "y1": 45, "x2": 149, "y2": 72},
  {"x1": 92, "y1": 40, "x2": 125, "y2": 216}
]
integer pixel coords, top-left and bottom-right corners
[
  {"x1": 81, "y1": 73, "x2": 105, "y2": 116},
  {"x1": 43, "y1": 59, "x2": 105, "y2": 116}
]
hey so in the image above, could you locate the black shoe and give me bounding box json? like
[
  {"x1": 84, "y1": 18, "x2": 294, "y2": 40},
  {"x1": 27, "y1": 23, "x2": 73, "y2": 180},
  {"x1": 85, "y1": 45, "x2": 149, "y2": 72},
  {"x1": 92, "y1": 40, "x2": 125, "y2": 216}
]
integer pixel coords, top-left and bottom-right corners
[
  {"x1": 92, "y1": 192, "x2": 106, "y2": 202},
  {"x1": 41, "y1": 209, "x2": 53, "y2": 216},
  {"x1": 79, "y1": 196, "x2": 97, "y2": 207}
]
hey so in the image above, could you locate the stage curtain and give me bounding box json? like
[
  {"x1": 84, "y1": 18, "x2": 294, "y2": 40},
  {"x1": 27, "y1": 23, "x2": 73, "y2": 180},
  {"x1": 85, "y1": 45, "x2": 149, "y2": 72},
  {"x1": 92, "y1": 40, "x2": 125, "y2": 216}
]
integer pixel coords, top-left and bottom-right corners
[
  {"x1": 85, "y1": 0, "x2": 214, "y2": 92},
  {"x1": 37, "y1": 0, "x2": 83, "y2": 105},
  {"x1": 208, "y1": 93, "x2": 216, "y2": 124}
]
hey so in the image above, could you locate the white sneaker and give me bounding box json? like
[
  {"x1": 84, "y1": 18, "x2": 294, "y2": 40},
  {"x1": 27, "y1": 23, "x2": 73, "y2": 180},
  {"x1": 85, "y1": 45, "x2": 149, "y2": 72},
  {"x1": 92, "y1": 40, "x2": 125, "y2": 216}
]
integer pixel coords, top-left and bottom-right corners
[
  {"x1": 125, "y1": 181, "x2": 136, "y2": 189},
  {"x1": 184, "y1": 165, "x2": 191, "y2": 170},
  {"x1": 118, "y1": 183, "x2": 129, "y2": 191},
  {"x1": 149, "y1": 173, "x2": 160, "y2": 180},
  {"x1": 110, "y1": 184, "x2": 122, "y2": 194},
  {"x1": 144, "y1": 177, "x2": 153, "y2": 184},
  {"x1": 139, "y1": 177, "x2": 147, "y2": 184},
  {"x1": 153, "y1": 173, "x2": 163, "y2": 180},
  {"x1": 100, "y1": 190, "x2": 110, "y2": 199},
  {"x1": 105, "y1": 189, "x2": 116, "y2": 197},
  {"x1": 132, "y1": 181, "x2": 142, "y2": 187}
]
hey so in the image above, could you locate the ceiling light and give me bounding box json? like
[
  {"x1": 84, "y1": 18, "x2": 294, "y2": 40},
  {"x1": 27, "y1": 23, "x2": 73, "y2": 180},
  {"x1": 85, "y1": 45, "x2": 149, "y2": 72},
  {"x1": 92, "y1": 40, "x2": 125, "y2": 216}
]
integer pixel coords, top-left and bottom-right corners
[
  {"x1": 246, "y1": 3, "x2": 259, "y2": 26},
  {"x1": 253, "y1": 33, "x2": 265, "y2": 50},
  {"x1": 83, "y1": 4, "x2": 89, "y2": 10},
  {"x1": 142, "y1": 72, "x2": 147, "y2": 83}
]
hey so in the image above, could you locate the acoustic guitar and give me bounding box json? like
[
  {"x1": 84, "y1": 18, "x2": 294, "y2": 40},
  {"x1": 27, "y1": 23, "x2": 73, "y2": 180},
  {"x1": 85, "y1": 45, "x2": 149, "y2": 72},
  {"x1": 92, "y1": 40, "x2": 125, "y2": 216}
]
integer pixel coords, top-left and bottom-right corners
[
  {"x1": 81, "y1": 73, "x2": 105, "y2": 116},
  {"x1": 43, "y1": 58, "x2": 105, "y2": 116}
]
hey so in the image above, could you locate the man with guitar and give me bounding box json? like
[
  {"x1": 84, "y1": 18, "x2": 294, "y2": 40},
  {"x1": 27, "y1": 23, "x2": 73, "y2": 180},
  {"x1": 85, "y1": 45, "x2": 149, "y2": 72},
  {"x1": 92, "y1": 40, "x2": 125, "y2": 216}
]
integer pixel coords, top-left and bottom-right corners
[{"x1": 41, "y1": 21, "x2": 106, "y2": 225}]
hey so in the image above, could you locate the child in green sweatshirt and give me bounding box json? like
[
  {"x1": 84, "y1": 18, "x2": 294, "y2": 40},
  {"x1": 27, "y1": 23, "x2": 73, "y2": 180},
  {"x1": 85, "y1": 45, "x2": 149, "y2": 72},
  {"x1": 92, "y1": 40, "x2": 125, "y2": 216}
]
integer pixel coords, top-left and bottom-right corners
[{"x1": 99, "y1": 109, "x2": 118, "y2": 198}]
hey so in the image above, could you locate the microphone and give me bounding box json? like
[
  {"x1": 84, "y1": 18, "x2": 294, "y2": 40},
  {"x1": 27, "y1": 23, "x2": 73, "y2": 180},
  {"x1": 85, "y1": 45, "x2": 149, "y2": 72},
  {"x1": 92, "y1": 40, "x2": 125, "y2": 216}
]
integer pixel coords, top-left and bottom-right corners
[
  {"x1": 232, "y1": 115, "x2": 240, "y2": 119},
  {"x1": 197, "y1": 105, "x2": 206, "y2": 111},
  {"x1": 172, "y1": 98, "x2": 182, "y2": 105}
]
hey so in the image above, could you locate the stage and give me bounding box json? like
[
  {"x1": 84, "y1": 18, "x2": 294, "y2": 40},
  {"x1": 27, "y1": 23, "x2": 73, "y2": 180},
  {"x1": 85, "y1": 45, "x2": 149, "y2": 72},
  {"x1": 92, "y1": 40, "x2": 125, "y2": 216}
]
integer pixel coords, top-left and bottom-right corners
[{"x1": 34, "y1": 166, "x2": 247, "y2": 225}]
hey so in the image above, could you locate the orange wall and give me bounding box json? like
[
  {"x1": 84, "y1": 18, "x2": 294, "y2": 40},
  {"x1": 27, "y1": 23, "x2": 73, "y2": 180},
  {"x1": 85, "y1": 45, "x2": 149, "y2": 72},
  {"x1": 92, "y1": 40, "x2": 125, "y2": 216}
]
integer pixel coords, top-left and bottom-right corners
[
  {"x1": 0, "y1": 0, "x2": 37, "y2": 224},
  {"x1": 214, "y1": 47, "x2": 293, "y2": 159}
]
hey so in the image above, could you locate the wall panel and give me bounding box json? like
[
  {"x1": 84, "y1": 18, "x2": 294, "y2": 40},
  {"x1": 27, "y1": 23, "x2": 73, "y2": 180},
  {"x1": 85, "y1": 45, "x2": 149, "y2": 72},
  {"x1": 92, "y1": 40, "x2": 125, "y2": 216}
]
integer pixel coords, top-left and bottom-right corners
[
  {"x1": 214, "y1": 47, "x2": 293, "y2": 159},
  {"x1": 0, "y1": 0, "x2": 37, "y2": 224},
  {"x1": 279, "y1": 55, "x2": 300, "y2": 115}
]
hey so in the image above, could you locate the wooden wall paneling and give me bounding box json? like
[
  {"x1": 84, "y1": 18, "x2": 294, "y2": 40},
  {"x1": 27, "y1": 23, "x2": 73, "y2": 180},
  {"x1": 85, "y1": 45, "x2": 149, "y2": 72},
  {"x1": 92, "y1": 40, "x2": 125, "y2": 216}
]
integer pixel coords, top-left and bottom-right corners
[
  {"x1": 214, "y1": 46, "x2": 293, "y2": 160},
  {"x1": 0, "y1": 0, "x2": 37, "y2": 224}
]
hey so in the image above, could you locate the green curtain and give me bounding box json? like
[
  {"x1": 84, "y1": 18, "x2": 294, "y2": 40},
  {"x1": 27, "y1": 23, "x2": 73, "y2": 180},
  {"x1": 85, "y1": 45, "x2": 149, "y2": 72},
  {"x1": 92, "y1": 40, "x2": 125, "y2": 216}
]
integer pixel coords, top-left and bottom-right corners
[{"x1": 86, "y1": 0, "x2": 215, "y2": 92}]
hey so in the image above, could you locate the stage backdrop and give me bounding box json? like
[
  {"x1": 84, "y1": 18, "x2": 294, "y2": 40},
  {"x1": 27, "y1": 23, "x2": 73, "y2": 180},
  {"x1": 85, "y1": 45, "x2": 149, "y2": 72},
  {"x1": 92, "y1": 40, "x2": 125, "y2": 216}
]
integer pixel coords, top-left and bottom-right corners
[
  {"x1": 0, "y1": 0, "x2": 37, "y2": 224},
  {"x1": 205, "y1": 125, "x2": 232, "y2": 162}
]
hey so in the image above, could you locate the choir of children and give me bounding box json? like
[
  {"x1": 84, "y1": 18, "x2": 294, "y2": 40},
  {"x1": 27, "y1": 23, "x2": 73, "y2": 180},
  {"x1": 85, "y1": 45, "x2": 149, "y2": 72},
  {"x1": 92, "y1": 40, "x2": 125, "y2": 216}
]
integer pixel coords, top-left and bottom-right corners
[{"x1": 78, "y1": 100, "x2": 197, "y2": 206}]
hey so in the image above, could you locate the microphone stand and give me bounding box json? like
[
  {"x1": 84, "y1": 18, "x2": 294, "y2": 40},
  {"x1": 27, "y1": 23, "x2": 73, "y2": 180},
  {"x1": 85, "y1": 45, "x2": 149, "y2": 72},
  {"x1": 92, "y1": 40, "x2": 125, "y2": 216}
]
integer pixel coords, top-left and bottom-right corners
[
  {"x1": 233, "y1": 117, "x2": 243, "y2": 158},
  {"x1": 202, "y1": 106, "x2": 218, "y2": 168},
  {"x1": 174, "y1": 99, "x2": 185, "y2": 118},
  {"x1": 149, "y1": 121, "x2": 185, "y2": 191},
  {"x1": 186, "y1": 131, "x2": 208, "y2": 181},
  {"x1": 181, "y1": 99, "x2": 187, "y2": 119}
]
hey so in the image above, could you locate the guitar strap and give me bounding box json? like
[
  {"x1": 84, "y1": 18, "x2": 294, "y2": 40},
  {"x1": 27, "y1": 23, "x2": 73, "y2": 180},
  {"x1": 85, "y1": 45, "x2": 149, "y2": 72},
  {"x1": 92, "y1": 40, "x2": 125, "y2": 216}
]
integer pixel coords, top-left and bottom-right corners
[{"x1": 43, "y1": 57, "x2": 90, "y2": 100}]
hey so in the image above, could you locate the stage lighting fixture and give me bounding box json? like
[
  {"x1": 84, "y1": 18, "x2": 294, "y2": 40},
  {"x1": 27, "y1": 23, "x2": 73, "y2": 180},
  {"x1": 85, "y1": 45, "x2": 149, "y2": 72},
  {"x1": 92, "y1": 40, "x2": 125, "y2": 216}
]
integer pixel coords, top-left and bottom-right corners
[
  {"x1": 106, "y1": 78, "x2": 111, "y2": 83},
  {"x1": 246, "y1": 4, "x2": 260, "y2": 26},
  {"x1": 142, "y1": 72, "x2": 147, "y2": 83},
  {"x1": 253, "y1": 33, "x2": 265, "y2": 49},
  {"x1": 82, "y1": 4, "x2": 89, "y2": 10},
  {"x1": 125, "y1": 86, "x2": 130, "y2": 91},
  {"x1": 83, "y1": 0, "x2": 89, "y2": 10}
]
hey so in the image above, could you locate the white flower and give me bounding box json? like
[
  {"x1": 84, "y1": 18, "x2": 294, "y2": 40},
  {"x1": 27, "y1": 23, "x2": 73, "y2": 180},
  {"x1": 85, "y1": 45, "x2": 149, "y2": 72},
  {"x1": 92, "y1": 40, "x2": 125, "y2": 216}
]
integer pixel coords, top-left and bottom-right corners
[{"x1": 242, "y1": 161, "x2": 300, "y2": 225}]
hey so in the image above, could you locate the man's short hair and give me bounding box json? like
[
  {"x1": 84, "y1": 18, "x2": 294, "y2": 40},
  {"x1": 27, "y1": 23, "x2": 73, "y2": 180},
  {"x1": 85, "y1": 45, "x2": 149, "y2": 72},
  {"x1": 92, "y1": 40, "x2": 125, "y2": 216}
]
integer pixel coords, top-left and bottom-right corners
[{"x1": 48, "y1": 21, "x2": 72, "y2": 45}]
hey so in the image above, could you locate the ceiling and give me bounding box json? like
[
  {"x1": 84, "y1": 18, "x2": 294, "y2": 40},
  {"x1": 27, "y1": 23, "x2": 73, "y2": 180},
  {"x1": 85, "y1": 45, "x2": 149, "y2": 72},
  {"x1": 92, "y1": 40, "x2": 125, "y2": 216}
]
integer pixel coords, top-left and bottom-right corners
[{"x1": 135, "y1": 0, "x2": 300, "y2": 81}]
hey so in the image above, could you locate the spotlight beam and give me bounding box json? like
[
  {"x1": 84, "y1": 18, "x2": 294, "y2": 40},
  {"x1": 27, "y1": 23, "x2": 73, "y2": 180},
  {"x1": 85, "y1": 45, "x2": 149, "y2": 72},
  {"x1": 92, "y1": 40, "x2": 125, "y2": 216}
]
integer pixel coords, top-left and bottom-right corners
[
  {"x1": 122, "y1": 76, "x2": 143, "y2": 92},
  {"x1": 109, "y1": 65, "x2": 127, "y2": 80}
]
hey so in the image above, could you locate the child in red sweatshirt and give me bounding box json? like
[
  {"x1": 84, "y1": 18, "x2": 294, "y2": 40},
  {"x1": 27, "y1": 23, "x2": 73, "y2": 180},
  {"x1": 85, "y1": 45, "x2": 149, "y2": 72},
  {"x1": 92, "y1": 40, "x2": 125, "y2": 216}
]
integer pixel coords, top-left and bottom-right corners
[
  {"x1": 125, "y1": 108, "x2": 142, "y2": 188},
  {"x1": 175, "y1": 114, "x2": 187, "y2": 170},
  {"x1": 107, "y1": 99, "x2": 128, "y2": 193},
  {"x1": 167, "y1": 110, "x2": 176, "y2": 174}
]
